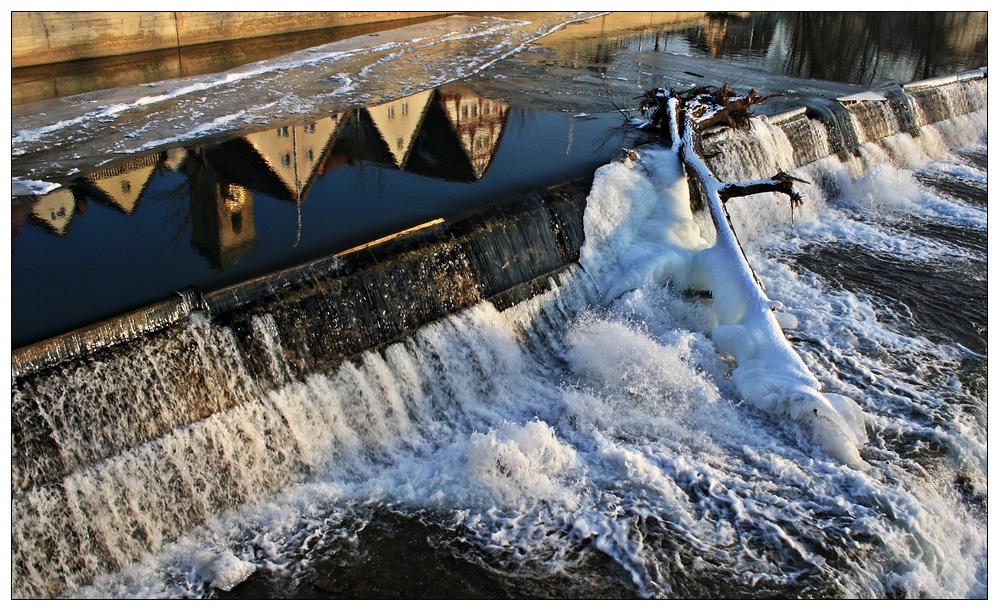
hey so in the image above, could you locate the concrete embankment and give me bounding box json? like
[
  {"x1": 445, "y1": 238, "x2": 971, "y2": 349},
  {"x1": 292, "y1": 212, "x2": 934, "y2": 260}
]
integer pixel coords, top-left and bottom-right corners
[{"x1": 12, "y1": 12, "x2": 450, "y2": 68}]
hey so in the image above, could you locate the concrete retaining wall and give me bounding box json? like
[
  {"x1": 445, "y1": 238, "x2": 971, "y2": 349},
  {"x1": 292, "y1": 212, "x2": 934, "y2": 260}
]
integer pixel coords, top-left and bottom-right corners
[{"x1": 12, "y1": 12, "x2": 449, "y2": 68}]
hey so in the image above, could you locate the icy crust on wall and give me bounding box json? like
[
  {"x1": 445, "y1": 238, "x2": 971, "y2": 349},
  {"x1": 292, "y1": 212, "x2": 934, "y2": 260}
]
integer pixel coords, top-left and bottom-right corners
[
  {"x1": 579, "y1": 147, "x2": 710, "y2": 303},
  {"x1": 579, "y1": 145, "x2": 867, "y2": 467}
]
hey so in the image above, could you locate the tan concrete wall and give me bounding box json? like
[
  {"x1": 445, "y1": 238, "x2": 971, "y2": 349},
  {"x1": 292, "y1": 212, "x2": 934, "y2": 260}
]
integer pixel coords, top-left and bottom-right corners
[
  {"x1": 13, "y1": 12, "x2": 180, "y2": 68},
  {"x1": 12, "y1": 12, "x2": 448, "y2": 69}
]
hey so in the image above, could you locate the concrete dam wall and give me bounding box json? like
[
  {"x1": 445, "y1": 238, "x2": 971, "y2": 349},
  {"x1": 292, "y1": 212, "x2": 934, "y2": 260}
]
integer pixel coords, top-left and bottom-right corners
[{"x1": 12, "y1": 12, "x2": 450, "y2": 68}]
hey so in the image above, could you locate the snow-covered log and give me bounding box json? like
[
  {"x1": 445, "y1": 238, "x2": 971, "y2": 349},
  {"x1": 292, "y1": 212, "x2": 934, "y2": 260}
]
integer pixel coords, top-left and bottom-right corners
[{"x1": 636, "y1": 87, "x2": 868, "y2": 467}]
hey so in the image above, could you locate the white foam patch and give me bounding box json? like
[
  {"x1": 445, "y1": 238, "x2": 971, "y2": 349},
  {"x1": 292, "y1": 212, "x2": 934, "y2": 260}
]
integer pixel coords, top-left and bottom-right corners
[
  {"x1": 191, "y1": 550, "x2": 255, "y2": 592},
  {"x1": 835, "y1": 162, "x2": 986, "y2": 230},
  {"x1": 465, "y1": 420, "x2": 581, "y2": 506}
]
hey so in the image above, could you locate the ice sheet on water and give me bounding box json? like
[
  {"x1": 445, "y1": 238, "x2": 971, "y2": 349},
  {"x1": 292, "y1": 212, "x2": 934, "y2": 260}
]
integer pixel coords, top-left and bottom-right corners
[
  {"x1": 11, "y1": 179, "x2": 62, "y2": 197},
  {"x1": 11, "y1": 13, "x2": 603, "y2": 185}
]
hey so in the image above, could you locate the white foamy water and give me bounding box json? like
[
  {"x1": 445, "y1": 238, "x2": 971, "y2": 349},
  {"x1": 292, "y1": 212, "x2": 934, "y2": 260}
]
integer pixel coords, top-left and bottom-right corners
[{"x1": 55, "y1": 101, "x2": 987, "y2": 599}]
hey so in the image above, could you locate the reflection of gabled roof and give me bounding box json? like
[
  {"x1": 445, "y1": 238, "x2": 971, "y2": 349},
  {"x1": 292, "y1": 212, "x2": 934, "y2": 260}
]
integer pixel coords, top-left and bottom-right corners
[
  {"x1": 402, "y1": 100, "x2": 478, "y2": 183},
  {"x1": 366, "y1": 90, "x2": 435, "y2": 168},
  {"x1": 324, "y1": 108, "x2": 399, "y2": 170},
  {"x1": 81, "y1": 152, "x2": 161, "y2": 214},
  {"x1": 400, "y1": 86, "x2": 509, "y2": 183},
  {"x1": 29, "y1": 189, "x2": 77, "y2": 236},
  {"x1": 437, "y1": 85, "x2": 508, "y2": 180},
  {"x1": 242, "y1": 114, "x2": 343, "y2": 203}
]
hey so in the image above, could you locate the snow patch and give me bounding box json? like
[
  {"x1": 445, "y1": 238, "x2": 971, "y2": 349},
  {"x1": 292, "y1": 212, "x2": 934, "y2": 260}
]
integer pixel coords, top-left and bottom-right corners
[{"x1": 12, "y1": 180, "x2": 62, "y2": 197}]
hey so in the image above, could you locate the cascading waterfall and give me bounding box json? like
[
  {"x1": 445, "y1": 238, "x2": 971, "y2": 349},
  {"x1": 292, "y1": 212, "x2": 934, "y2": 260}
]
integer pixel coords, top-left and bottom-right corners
[{"x1": 11, "y1": 72, "x2": 986, "y2": 599}]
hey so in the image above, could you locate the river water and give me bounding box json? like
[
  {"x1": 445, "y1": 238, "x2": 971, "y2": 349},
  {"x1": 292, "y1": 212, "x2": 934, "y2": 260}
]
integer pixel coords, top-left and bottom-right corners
[{"x1": 9, "y1": 12, "x2": 988, "y2": 599}]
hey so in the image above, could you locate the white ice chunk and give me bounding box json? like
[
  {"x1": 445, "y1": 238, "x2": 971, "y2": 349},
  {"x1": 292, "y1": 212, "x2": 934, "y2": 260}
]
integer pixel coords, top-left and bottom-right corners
[
  {"x1": 837, "y1": 91, "x2": 887, "y2": 102},
  {"x1": 192, "y1": 550, "x2": 255, "y2": 592}
]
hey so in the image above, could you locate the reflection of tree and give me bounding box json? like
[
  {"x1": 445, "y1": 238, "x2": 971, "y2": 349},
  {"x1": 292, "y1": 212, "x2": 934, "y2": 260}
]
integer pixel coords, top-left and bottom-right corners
[
  {"x1": 756, "y1": 12, "x2": 984, "y2": 88},
  {"x1": 689, "y1": 13, "x2": 776, "y2": 59},
  {"x1": 679, "y1": 12, "x2": 986, "y2": 88}
]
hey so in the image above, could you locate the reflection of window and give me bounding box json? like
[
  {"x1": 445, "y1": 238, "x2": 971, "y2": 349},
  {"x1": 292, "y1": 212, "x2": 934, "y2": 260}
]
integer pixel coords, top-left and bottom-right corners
[
  {"x1": 120, "y1": 180, "x2": 131, "y2": 193},
  {"x1": 387, "y1": 106, "x2": 395, "y2": 119},
  {"x1": 231, "y1": 211, "x2": 243, "y2": 234},
  {"x1": 401, "y1": 102, "x2": 409, "y2": 117},
  {"x1": 281, "y1": 154, "x2": 291, "y2": 167},
  {"x1": 306, "y1": 149, "x2": 314, "y2": 162},
  {"x1": 396, "y1": 137, "x2": 404, "y2": 150},
  {"x1": 304, "y1": 123, "x2": 316, "y2": 133},
  {"x1": 51, "y1": 207, "x2": 66, "y2": 220},
  {"x1": 278, "y1": 126, "x2": 289, "y2": 137}
]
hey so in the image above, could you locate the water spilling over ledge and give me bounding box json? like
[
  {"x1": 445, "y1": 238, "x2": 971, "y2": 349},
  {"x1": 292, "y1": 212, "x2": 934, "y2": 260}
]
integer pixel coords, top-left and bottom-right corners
[{"x1": 10, "y1": 71, "x2": 986, "y2": 598}]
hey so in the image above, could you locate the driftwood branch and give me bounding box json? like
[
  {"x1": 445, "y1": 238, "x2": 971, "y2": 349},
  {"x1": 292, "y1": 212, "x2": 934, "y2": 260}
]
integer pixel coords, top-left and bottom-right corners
[
  {"x1": 719, "y1": 172, "x2": 809, "y2": 203},
  {"x1": 637, "y1": 83, "x2": 811, "y2": 286},
  {"x1": 639, "y1": 84, "x2": 807, "y2": 223},
  {"x1": 719, "y1": 171, "x2": 810, "y2": 224}
]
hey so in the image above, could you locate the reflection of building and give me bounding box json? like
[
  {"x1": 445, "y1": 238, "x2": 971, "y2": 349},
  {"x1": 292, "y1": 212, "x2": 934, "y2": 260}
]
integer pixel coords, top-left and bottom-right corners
[
  {"x1": 190, "y1": 181, "x2": 258, "y2": 270},
  {"x1": 437, "y1": 85, "x2": 508, "y2": 179},
  {"x1": 325, "y1": 86, "x2": 509, "y2": 183},
  {"x1": 28, "y1": 189, "x2": 78, "y2": 236},
  {"x1": 243, "y1": 114, "x2": 343, "y2": 203},
  {"x1": 366, "y1": 90, "x2": 435, "y2": 168},
  {"x1": 12, "y1": 85, "x2": 510, "y2": 257},
  {"x1": 81, "y1": 152, "x2": 161, "y2": 214},
  {"x1": 536, "y1": 12, "x2": 708, "y2": 67},
  {"x1": 692, "y1": 13, "x2": 775, "y2": 60}
]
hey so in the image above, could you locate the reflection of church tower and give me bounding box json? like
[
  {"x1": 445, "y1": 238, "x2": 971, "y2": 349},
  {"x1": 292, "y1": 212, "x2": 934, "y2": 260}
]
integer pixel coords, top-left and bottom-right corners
[
  {"x1": 243, "y1": 114, "x2": 342, "y2": 203},
  {"x1": 190, "y1": 181, "x2": 258, "y2": 270},
  {"x1": 366, "y1": 90, "x2": 435, "y2": 168},
  {"x1": 82, "y1": 152, "x2": 160, "y2": 214},
  {"x1": 437, "y1": 85, "x2": 508, "y2": 179}
]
